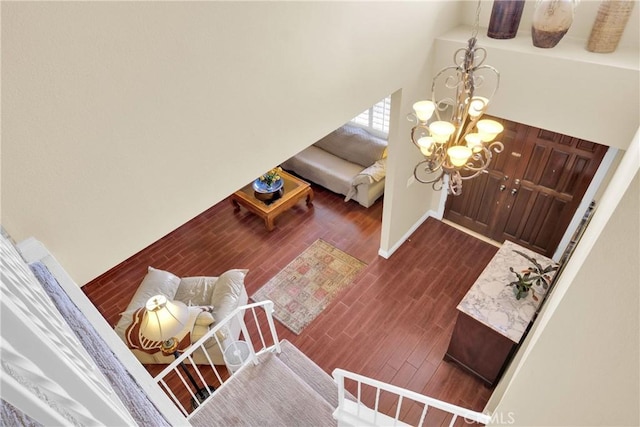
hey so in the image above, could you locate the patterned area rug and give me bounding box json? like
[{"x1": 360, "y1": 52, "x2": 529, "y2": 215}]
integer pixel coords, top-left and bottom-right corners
[{"x1": 251, "y1": 239, "x2": 366, "y2": 334}]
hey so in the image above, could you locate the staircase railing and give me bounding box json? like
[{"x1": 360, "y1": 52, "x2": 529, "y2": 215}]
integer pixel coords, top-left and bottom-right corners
[
  {"x1": 153, "y1": 300, "x2": 281, "y2": 419},
  {"x1": 332, "y1": 369, "x2": 491, "y2": 427}
]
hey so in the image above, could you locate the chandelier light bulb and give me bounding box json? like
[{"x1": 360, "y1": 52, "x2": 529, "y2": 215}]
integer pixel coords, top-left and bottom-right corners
[
  {"x1": 448, "y1": 146, "x2": 473, "y2": 167},
  {"x1": 465, "y1": 133, "x2": 484, "y2": 152},
  {"x1": 418, "y1": 136, "x2": 435, "y2": 156},
  {"x1": 413, "y1": 101, "x2": 436, "y2": 122},
  {"x1": 477, "y1": 119, "x2": 504, "y2": 142},
  {"x1": 429, "y1": 121, "x2": 456, "y2": 143},
  {"x1": 468, "y1": 96, "x2": 489, "y2": 117}
]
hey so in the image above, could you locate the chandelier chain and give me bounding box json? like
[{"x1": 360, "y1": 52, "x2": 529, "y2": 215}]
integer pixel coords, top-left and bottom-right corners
[{"x1": 471, "y1": 0, "x2": 482, "y2": 39}]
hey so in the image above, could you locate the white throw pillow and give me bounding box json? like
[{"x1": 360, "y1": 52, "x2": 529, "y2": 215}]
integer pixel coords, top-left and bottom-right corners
[
  {"x1": 114, "y1": 266, "x2": 181, "y2": 339},
  {"x1": 174, "y1": 276, "x2": 219, "y2": 307}
]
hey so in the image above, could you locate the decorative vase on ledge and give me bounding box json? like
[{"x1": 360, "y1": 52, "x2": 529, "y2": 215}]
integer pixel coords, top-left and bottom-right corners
[
  {"x1": 488, "y1": 0, "x2": 526, "y2": 39},
  {"x1": 531, "y1": 0, "x2": 578, "y2": 48},
  {"x1": 587, "y1": 0, "x2": 635, "y2": 53}
]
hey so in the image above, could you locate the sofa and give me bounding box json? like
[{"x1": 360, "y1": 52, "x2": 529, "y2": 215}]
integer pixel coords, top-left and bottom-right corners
[
  {"x1": 281, "y1": 124, "x2": 387, "y2": 208},
  {"x1": 114, "y1": 266, "x2": 249, "y2": 365}
]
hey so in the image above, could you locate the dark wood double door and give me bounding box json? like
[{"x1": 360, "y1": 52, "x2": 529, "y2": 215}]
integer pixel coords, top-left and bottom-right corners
[{"x1": 445, "y1": 118, "x2": 608, "y2": 258}]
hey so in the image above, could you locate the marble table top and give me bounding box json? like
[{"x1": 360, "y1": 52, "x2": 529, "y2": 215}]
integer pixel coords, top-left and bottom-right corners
[{"x1": 457, "y1": 240, "x2": 557, "y2": 343}]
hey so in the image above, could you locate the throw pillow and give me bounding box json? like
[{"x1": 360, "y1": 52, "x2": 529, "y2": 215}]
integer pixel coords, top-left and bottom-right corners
[
  {"x1": 210, "y1": 269, "x2": 248, "y2": 323},
  {"x1": 133, "y1": 266, "x2": 181, "y2": 302},
  {"x1": 195, "y1": 307, "x2": 215, "y2": 326},
  {"x1": 114, "y1": 266, "x2": 181, "y2": 339},
  {"x1": 174, "y1": 276, "x2": 219, "y2": 307},
  {"x1": 313, "y1": 124, "x2": 388, "y2": 168},
  {"x1": 190, "y1": 306, "x2": 230, "y2": 348}
]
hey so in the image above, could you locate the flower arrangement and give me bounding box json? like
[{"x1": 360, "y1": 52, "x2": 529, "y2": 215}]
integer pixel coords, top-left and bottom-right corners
[
  {"x1": 259, "y1": 167, "x2": 282, "y2": 187},
  {"x1": 507, "y1": 250, "x2": 559, "y2": 301}
]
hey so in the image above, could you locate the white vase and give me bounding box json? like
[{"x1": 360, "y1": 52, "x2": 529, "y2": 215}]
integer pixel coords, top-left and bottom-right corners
[{"x1": 531, "y1": 0, "x2": 578, "y2": 48}]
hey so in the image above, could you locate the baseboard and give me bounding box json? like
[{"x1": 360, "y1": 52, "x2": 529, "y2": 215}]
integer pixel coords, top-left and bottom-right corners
[
  {"x1": 440, "y1": 219, "x2": 502, "y2": 248},
  {"x1": 378, "y1": 209, "x2": 436, "y2": 259}
]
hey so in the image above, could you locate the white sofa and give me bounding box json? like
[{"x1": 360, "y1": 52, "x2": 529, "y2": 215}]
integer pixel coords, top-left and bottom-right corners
[
  {"x1": 281, "y1": 124, "x2": 387, "y2": 208},
  {"x1": 114, "y1": 266, "x2": 249, "y2": 365}
]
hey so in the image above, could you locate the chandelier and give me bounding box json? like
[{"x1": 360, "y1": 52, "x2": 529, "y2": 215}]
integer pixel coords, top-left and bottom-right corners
[{"x1": 408, "y1": 3, "x2": 504, "y2": 196}]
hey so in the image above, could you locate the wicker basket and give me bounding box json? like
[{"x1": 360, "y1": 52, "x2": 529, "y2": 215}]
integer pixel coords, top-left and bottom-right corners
[{"x1": 587, "y1": 0, "x2": 635, "y2": 53}]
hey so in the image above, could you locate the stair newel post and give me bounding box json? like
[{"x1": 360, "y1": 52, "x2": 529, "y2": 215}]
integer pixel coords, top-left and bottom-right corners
[
  {"x1": 335, "y1": 370, "x2": 345, "y2": 411},
  {"x1": 264, "y1": 301, "x2": 282, "y2": 354}
]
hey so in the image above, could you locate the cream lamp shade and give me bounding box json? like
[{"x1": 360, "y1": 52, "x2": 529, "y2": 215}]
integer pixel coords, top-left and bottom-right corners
[
  {"x1": 448, "y1": 146, "x2": 473, "y2": 167},
  {"x1": 476, "y1": 119, "x2": 504, "y2": 142},
  {"x1": 418, "y1": 137, "x2": 435, "y2": 156},
  {"x1": 413, "y1": 101, "x2": 436, "y2": 122},
  {"x1": 140, "y1": 295, "x2": 189, "y2": 342},
  {"x1": 468, "y1": 96, "x2": 489, "y2": 117},
  {"x1": 465, "y1": 133, "x2": 483, "y2": 152},
  {"x1": 429, "y1": 121, "x2": 456, "y2": 143}
]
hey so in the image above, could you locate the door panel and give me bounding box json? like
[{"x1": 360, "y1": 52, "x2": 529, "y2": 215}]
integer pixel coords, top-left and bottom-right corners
[
  {"x1": 445, "y1": 174, "x2": 494, "y2": 235},
  {"x1": 502, "y1": 186, "x2": 533, "y2": 238},
  {"x1": 445, "y1": 118, "x2": 528, "y2": 237},
  {"x1": 540, "y1": 149, "x2": 570, "y2": 189},
  {"x1": 445, "y1": 120, "x2": 608, "y2": 257},
  {"x1": 562, "y1": 155, "x2": 589, "y2": 194}
]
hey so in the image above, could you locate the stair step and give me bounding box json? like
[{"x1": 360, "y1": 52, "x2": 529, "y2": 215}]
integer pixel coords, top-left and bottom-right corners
[
  {"x1": 276, "y1": 339, "x2": 342, "y2": 408},
  {"x1": 189, "y1": 351, "x2": 335, "y2": 426}
]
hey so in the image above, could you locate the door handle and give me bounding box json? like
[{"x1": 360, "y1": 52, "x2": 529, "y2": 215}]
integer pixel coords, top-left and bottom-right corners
[
  {"x1": 499, "y1": 184, "x2": 506, "y2": 192},
  {"x1": 511, "y1": 188, "x2": 518, "y2": 195}
]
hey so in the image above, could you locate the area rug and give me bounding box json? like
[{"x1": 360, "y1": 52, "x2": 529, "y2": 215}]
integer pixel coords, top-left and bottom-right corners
[{"x1": 251, "y1": 239, "x2": 366, "y2": 334}]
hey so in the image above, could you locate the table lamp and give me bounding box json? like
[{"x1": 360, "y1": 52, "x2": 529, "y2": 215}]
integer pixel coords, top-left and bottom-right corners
[
  {"x1": 140, "y1": 295, "x2": 189, "y2": 355},
  {"x1": 140, "y1": 295, "x2": 214, "y2": 408}
]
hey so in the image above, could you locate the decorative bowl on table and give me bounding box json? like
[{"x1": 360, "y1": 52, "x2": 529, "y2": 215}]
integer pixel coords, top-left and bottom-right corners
[
  {"x1": 252, "y1": 178, "x2": 284, "y2": 202},
  {"x1": 252, "y1": 178, "x2": 283, "y2": 194}
]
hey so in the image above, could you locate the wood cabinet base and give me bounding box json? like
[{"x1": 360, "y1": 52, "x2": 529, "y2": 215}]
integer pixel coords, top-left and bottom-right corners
[{"x1": 445, "y1": 312, "x2": 517, "y2": 387}]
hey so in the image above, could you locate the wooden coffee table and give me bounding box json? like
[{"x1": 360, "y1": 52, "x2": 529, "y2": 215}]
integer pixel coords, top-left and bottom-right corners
[{"x1": 230, "y1": 170, "x2": 314, "y2": 231}]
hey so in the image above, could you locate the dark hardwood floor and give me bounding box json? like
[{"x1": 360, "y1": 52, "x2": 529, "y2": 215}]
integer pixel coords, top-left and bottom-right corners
[{"x1": 83, "y1": 183, "x2": 499, "y2": 423}]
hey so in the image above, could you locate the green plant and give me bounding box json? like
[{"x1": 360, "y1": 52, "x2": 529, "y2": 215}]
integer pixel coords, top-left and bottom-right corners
[
  {"x1": 259, "y1": 167, "x2": 282, "y2": 186},
  {"x1": 507, "y1": 250, "x2": 559, "y2": 301}
]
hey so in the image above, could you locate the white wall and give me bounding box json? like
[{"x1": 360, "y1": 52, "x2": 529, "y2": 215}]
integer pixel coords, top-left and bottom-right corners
[
  {"x1": 487, "y1": 129, "x2": 640, "y2": 426},
  {"x1": 4, "y1": 1, "x2": 638, "y2": 284},
  {"x1": 2, "y1": 2, "x2": 640, "y2": 423},
  {"x1": 1, "y1": 1, "x2": 459, "y2": 284}
]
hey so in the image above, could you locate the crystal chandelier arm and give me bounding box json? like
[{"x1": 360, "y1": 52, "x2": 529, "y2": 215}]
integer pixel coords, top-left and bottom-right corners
[
  {"x1": 488, "y1": 140, "x2": 505, "y2": 154},
  {"x1": 410, "y1": 124, "x2": 431, "y2": 148},
  {"x1": 456, "y1": 64, "x2": 502, "y2": 146},
  {"x1": 413, "y1": 159, "x2": 444, "y2": 184},
  {"x1": 472, "y1": 64, "x2": 500, "y2": 99},
  {"x1": 448, "y1": 171, "x2": 463, "y2": 195},
  {"x1": 457, "y1": 141, "x2": 505, "y2": 178},
  {"x1": 458, "y1": 169, "x2": 486, "y2": 181},
  {"x1": 431, "y1": 65, "x2": 463, "y2": 122}
]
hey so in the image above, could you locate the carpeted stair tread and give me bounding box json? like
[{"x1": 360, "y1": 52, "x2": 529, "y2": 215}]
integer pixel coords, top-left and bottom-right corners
[
  {"x1": 276, "y1": 339, "x2": 343, "y2": 408},
  {"x1": 190, "y1": 351, "x2": 336, "y2": 426}
]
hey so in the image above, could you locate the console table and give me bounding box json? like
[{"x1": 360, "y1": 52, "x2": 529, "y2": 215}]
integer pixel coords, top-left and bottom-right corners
[{"x1": 445, "y1": 240, "x2": 556, "y2": 386}]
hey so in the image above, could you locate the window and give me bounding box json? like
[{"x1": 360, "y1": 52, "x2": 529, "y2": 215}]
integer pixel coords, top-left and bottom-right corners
[{"x1": 351, "y1": 96, "x2": 391, "y2": 137}]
